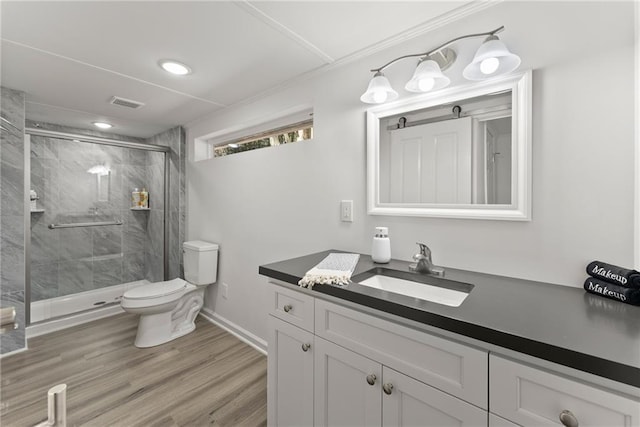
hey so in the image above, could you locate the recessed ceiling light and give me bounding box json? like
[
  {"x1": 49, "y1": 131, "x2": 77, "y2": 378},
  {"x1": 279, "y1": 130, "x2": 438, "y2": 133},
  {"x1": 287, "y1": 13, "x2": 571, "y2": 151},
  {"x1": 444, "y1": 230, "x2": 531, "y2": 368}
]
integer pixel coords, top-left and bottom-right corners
[
  {"x1": 92, "y1": 121, "x2": 113, "y2": 129},
  {"x1": 159, "y1": 60, "x2": 192, "y2": 76}
]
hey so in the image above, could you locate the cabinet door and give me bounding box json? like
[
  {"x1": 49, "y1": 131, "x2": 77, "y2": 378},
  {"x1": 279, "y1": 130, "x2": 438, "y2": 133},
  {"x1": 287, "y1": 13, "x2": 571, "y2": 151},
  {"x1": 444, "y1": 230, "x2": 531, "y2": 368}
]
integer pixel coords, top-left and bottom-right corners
[
  {"x1": 382, "y1": 366, "x2": 487, "y2": 427},
  {"x1": 268, "y1": 316, "x2": 314, "y2": 427},
  {"x1": 489, "y1": 413, "x2": 519, "y2": 427},
  {"x1": 314, "y1": 336, "x2": 382, "y2": 427}
]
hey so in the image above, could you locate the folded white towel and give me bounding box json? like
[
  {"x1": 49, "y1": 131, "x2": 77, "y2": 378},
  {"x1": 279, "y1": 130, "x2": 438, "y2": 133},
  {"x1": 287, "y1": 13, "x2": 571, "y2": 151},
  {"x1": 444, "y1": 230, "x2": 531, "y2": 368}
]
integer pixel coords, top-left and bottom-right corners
[{"x1": 299, "y1": 253, "x2": 360, "y2": 289}]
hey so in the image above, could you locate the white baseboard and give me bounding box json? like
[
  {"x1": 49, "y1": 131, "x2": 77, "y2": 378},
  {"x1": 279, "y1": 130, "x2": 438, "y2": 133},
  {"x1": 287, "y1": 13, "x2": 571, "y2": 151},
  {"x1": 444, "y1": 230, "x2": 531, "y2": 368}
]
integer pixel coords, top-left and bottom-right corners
[
  {"x1": 26, "y1": 304, "x2": 124, "y2": 339},
  {"x1": 199, "y1": 308, "x2": 267, "y2": 356}
]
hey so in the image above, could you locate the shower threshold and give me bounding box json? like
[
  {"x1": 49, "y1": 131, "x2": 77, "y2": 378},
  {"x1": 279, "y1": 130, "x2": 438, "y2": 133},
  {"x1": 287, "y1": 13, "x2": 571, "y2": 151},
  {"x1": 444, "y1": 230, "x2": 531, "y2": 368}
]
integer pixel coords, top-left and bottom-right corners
[{"x1": 31, "y1": 280, "x2": 150, "y2": 323}]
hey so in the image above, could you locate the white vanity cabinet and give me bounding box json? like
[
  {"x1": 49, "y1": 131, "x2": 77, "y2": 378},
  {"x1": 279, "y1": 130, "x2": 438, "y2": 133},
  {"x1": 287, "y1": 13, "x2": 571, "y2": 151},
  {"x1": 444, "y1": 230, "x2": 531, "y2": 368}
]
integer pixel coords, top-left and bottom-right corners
[
  {"x1": 267, "y1": 281, "x2": 489, "y2": 426},
  {"x1": 266, "y1": 281, "x2": 640, "y2": 427},
  {"x1": 489, "y1": 355, "x2": 640, "y2": 427}
]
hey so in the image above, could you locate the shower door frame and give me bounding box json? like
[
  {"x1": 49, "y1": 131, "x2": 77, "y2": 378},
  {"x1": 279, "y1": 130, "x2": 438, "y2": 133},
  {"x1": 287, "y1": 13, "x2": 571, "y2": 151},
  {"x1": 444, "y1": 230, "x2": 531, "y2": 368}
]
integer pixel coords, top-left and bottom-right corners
[{"x1": 25, "y1": 128, "x2": 171, "y2": 325}]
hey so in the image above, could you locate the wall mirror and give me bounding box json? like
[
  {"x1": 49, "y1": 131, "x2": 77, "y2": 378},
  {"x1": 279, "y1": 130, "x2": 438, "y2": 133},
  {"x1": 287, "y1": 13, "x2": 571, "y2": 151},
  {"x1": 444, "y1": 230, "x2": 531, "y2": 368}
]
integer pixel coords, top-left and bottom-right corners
[{"x1": 366, "y1": 70, "x2": 531, "y2": 220}]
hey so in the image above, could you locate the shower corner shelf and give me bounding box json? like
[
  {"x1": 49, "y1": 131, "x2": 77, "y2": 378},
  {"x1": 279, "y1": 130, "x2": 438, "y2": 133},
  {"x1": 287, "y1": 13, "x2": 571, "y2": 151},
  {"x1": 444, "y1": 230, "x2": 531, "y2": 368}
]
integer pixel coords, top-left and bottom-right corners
[
  {"x1": 130, "y1": 207, "x2": 150, "y2": 211},
  {"x1": 30, "y1": 209, "x2": 45, "y2": 213}
]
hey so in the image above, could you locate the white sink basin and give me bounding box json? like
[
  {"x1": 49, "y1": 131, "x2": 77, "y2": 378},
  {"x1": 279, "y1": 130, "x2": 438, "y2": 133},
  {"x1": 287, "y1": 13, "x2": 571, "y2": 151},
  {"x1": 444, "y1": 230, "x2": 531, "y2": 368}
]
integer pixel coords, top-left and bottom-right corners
[{"x1": 358, "y1": 273, "x2": 471, "y2": 307}]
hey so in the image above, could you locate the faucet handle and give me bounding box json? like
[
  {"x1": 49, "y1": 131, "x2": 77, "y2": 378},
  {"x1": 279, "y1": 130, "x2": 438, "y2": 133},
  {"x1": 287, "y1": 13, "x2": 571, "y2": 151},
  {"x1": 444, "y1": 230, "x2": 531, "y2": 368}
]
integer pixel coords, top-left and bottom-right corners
[{"x1": 416, "y1": 242, "x2": 430, "y2": 256}]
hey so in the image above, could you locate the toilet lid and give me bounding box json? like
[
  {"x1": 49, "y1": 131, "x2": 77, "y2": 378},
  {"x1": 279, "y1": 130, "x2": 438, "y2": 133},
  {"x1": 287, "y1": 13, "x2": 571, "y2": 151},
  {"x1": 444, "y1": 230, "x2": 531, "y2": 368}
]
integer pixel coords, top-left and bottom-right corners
[{"x1": 124, "y1": 278, "x2": 187, "y2": 300}]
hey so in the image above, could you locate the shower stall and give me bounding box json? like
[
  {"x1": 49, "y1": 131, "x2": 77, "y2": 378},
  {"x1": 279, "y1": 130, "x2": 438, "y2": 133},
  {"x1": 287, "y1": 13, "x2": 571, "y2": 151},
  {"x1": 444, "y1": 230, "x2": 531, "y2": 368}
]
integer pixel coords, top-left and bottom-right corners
[{"x1": 27, "y1": 128, "x2": 170, "y2": 323}]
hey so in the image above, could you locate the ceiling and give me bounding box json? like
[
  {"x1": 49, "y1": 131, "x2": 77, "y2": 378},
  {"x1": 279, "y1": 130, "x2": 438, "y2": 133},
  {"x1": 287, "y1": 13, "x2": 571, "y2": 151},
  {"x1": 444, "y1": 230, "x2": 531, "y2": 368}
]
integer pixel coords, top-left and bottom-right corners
[{"x1": 0, "y1": 0, "x2": 485, "y2": 138}]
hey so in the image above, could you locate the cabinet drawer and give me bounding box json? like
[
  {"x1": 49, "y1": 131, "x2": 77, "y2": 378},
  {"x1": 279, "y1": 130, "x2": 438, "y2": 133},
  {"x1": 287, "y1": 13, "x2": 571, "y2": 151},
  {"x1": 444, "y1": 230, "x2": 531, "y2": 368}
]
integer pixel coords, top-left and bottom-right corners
[
  {"x1": 490, "y1": 355, "x2": 640, "y2": 427},
  {"x1": 268, "y1": 281, "x2": 314, "y2": 332},
  {"x1": 315, "y1": 298, "x2": 488, "y2": 409}
]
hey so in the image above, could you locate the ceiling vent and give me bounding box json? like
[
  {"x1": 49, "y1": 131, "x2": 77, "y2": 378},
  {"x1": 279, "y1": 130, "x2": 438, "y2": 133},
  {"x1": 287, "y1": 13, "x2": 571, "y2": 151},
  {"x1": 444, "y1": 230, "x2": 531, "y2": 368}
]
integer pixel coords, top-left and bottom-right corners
[{"x1": 109, "y1": 96, "x2": 145, "y2": 109}]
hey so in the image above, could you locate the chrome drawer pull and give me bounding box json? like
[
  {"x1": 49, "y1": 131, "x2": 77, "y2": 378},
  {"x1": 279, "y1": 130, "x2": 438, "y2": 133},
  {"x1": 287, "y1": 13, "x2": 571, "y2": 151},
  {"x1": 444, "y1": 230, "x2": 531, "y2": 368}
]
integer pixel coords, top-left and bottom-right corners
[
  {"x1": 559, "y1": 410, "x2": 579, "y2": 427},
  {"x1": 301, "y1": 343, "x2": 311, "y2": 352},
  {"x1": 382, "y1": 383, "x2": 394, "y2": 395},
  {"x1": 283, "y1": 304, "x2": 293, "y2": 313},
  {"x1": 366, "y1": 374, "x2": 377, "y2": 386}
]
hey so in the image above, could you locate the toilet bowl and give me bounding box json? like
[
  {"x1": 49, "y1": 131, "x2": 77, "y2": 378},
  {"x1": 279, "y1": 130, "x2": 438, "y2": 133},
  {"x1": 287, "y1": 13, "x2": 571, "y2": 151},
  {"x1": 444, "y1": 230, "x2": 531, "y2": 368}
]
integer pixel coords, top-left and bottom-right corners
[{"x1": 121, "y1": 240, "x2": 218, "y2": 348}]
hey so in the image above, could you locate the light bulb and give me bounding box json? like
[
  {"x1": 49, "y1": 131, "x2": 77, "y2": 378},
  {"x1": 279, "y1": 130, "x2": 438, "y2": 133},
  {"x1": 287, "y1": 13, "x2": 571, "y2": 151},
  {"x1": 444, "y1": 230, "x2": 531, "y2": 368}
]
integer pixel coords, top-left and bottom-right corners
[
  {"x1": 480, "y1": 57, "x2": 500, "y2": 75},
  {"x1": 418, "y1": 77, "x2": 435, "y2": 92},
  {"x1": 159, "y1": 60, "x2": 192, "y2": 75},
  {"x1": 372, "y1": 90, "x2": 387, "y2": 104},
  {"x1": 92, "y1": 121, "x2": 113, "y2": 129}
]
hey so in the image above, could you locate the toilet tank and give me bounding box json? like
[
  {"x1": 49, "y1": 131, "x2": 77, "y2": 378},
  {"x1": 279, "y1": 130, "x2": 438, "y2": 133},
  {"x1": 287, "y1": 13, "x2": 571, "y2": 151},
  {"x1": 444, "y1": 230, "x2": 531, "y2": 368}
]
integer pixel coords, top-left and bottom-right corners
[{"x1": 183, "y1": 240, "x2": 219, "y2": 285}]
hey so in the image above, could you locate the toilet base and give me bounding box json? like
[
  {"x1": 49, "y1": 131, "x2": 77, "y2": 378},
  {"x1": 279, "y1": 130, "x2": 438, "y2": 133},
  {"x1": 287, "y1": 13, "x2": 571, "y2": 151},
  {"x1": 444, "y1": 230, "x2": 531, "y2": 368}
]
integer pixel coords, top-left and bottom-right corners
[
  {"x1": 132, "y1": 287, "x2": 205, "y2": 348},
  {"x1": 135, "y1": 311, "x2": 173, "y2": 348}
]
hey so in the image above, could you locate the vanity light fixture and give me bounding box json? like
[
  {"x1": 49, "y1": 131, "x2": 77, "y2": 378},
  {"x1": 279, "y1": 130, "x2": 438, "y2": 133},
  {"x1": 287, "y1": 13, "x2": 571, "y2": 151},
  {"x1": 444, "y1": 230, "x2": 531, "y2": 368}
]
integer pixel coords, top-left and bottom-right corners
[
  {"x1": 360, "y1": 26, "x2": 521, "y2": 104},
  {"x1": 92, "y1": 121, "x2": 113, "y2": 129},
  {"x1": 360, "y1": 72, "x2": 399, "y2": 104},
  {"x1": 159, "y1": 60, "x2": 192, "y2": 76},
  {"x1": 462, "y1": 34, "x2": 521, "y2": 80}
]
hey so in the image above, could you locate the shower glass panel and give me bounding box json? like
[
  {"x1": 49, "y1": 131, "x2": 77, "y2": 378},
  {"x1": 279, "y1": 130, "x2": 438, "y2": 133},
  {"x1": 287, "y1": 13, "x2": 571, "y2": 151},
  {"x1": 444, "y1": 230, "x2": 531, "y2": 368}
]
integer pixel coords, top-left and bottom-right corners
[{"x1": 29, "y1": 135, "x2": 166, "y2": 322}]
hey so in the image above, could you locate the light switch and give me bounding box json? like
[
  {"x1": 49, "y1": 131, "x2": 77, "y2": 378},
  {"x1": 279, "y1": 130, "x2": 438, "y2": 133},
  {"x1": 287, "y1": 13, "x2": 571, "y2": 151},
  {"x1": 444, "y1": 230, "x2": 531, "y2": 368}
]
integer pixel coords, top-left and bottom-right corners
[{"x1": 341, "y1": 200, "x2": 353, "y2": 222}]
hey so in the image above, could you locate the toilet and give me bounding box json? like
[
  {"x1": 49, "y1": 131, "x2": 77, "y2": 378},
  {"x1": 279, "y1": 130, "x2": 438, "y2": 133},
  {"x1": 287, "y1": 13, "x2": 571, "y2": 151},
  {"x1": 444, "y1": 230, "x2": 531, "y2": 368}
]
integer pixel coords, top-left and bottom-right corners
[{"x1": 121, "y1": 240, "x2": 219, "y2": 348}]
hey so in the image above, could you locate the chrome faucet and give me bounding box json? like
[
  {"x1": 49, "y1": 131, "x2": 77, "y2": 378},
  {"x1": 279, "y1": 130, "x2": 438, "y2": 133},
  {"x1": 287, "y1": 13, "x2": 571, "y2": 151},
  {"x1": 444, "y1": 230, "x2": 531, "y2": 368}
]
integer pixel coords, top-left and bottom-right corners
[{"x1": 409, "y1": 243, "x2": 445, "y2": 276}]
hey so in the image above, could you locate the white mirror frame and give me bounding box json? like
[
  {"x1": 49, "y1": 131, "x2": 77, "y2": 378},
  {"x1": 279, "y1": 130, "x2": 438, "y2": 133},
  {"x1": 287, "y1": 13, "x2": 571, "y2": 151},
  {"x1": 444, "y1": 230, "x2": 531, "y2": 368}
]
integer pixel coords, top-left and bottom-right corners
[{"x1": 366, "y1": 70, "x2": 532, "y2": 221}]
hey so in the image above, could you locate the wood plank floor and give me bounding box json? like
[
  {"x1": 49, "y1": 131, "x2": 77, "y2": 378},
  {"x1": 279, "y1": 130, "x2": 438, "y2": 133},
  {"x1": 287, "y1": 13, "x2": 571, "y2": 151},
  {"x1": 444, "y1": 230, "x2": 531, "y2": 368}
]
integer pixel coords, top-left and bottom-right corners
[{"x1": 0, "y1": 313, "x2": 267, "y2": 426}]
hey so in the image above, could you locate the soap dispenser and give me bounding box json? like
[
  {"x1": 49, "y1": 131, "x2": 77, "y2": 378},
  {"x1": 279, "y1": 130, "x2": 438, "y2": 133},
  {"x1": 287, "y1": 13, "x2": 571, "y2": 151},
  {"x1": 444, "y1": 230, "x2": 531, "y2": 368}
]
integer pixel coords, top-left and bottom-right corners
[{"x1": 372, "y1": 227, "x2": 391, "y2": 264}]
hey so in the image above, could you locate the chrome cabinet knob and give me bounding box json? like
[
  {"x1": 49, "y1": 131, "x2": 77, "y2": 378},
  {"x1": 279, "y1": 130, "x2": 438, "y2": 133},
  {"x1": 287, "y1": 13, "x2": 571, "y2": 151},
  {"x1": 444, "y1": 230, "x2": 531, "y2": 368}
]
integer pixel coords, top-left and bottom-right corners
[
  {"x1": 559, "y1": 410, "x2": 579, "y2": 427},
  {"x1": 283, "y1": 304, "x2": 293, "y2": 313},
  {"x1": 301, "y1": 343, "x2": 311, "y2": 352},
  {"x1": 382, "y1": 383, "x2": 394, "y2": 395},
  {"x1": 366, "y1": 374, "x2": 377, "y2": 386}
]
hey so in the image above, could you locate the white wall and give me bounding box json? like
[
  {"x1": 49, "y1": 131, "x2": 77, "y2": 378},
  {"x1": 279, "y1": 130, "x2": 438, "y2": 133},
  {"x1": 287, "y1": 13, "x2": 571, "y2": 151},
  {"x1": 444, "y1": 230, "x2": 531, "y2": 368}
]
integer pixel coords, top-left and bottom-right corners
[
  {"x1": 186, "y1": 1, "x2": 636, "y2": 343},
  {"x1": 636, "y1": 0, "x2": 640, "y2": 270}
]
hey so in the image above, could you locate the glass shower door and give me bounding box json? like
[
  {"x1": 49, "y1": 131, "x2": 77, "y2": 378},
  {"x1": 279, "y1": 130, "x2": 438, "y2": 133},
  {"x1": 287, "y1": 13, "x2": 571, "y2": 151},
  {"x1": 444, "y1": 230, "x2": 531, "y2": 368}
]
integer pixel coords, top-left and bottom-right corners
[{"x1": 29, "y1": 136, "x2": 165, "y2": 322}]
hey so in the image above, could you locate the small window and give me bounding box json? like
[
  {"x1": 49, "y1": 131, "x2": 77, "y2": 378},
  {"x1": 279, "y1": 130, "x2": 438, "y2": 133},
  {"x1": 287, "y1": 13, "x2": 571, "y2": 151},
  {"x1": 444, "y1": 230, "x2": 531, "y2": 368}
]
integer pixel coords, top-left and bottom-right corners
[
  {"x1": 212, "y1": 119, "x2": 313, "y2": 157},
  {"x1": 193, "y1": 107, "x2": 314, "y2": 162}
]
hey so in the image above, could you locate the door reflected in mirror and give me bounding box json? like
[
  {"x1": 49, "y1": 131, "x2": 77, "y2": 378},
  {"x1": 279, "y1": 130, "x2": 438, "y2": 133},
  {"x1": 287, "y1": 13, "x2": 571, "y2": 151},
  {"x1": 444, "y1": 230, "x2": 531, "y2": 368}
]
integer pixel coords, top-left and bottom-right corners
[
  {"x1": 367, "y1": 70, "x2": 531, "y2": 220},
  {"x1": 379, "y1": 91, "x2": 512, "y2": 205}
]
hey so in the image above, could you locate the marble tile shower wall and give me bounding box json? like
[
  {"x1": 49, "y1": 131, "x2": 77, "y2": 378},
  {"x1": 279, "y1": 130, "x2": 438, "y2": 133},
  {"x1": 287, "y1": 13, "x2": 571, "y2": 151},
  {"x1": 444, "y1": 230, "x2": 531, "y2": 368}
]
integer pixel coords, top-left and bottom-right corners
[
  {"x1": 145, "y1": 150, "x2": 165, "y2": 283},
  {"x1": 147, "y1": 126, "x2": 185, "y2": 280},
  {"x1": 1, "y1": 86, "x2": 26, "y2": 354}
]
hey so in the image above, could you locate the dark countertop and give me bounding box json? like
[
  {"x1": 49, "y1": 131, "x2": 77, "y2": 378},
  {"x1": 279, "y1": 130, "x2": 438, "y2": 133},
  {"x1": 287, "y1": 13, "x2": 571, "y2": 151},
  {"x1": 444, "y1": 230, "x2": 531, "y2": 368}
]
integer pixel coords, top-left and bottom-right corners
[{"x1": 259, "y1": 250, "x2": 640, "y2": 388}]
